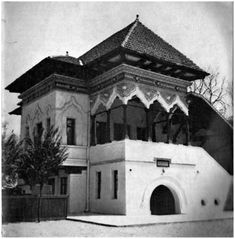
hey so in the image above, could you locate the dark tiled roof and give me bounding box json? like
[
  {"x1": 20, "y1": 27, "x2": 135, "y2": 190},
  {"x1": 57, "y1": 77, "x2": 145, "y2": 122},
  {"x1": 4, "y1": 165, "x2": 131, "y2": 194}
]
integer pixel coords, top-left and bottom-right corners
[
  {"x1": 79, "y1": 19, "x2": 203, "y2": 72},
  {"x1": 79, "y1": 22, "x2": 134, "y2": 64}
]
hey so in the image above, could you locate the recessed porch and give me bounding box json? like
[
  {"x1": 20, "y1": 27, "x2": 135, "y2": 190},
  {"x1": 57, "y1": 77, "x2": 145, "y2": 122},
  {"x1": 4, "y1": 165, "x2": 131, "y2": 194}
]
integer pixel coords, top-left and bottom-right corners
[{"x1": 90, "y1": 95, "x2": 190, "y2": 148}]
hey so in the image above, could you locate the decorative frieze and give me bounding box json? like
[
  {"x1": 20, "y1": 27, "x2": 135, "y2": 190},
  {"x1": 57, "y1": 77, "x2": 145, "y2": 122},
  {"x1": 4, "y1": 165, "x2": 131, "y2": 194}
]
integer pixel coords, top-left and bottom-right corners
[
  {"x1": 116, "y1": 82, "x2": 136, "y2": 98},
  {"x1": 89, "y1": 64, "x2": 190, "y2": 94},
  {"x1": 20, "y1": 73, "x2": 88, "y2": 105},
  {"x1": 89, "y1": 64, "x2": 191, "y2": 93},
  {"x1": 90, "y1": 81, "x2": 189, "y2": 116},
  {"x1": 138, "y1": 85, "x2": 159, "y2": 102}
]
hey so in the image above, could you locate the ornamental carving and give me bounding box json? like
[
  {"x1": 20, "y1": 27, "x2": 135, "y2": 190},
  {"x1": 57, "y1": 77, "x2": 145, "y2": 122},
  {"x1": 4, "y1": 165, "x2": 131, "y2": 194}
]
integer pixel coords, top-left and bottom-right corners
[
  {"x1": 33, "y1": 103, "x2": 43, "y2": 122},
  {"x1": 100, "y1": 88, "x2": 113, "y2": 104},
  {"x1": 138, "y1": 85, "x2": 159, "y2": 102},
  {"x1": 25, "y1": 114, "x2": 31, "y2": 125},
  {"x1": 90, "y1": 94, "x2": 98, "y2": 109},
  {"x1": 90, "y1": 82, "x2": 189, "y2": 116},
  {"x1": 158, "y1": 91, "x2": 177, "y2": 105},
  {"x1": 45, "y1": 104, "x2": 53, "y2": 116},
  {"x1": 57, "y1": 95, "x2": 86, "y2": 114},
  {"x1": 116, "y1": 82, "x2": 136, "y2": 98}
]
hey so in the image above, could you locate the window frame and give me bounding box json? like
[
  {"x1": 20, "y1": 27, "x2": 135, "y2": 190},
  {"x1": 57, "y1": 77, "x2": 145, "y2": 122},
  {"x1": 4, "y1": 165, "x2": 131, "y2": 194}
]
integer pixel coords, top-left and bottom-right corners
[
  {"x1": 48, "y1": 178, "x2": 55, "y2": 195},
  {"x1": 96, "y1": 171, "x2": 101, "y2": 199},
  {"x1": 113, "y1": 123, "x2": 131, "y2": 140},
  {"x1": 96, "y1": 121, "x2": 107, "y2": 144},
  {"x1": 112, "y1": 170, "x2": 118, "y2": 199},
  {"x1": 60, "y1": 177, "x2": 67, "y2": 195},
  {"x1": 137, "y1": 126, "x2": 147, "y2": 141},
  {"x1": 66, "y1": 118, "x2": 76, "y2": 145},
  {"x1": 25, "y1": 126, "x2": 30, "y2": 138},
  {"x1": 36, "y1": 122, "x2": 43, "y2": 137}
]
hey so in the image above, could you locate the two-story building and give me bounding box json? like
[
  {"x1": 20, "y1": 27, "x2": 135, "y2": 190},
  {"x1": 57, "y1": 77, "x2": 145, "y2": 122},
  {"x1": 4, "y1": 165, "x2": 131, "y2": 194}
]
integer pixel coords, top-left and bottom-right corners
[{"x1": 6, "y1": 16, "x2": 233, "y2": 219}]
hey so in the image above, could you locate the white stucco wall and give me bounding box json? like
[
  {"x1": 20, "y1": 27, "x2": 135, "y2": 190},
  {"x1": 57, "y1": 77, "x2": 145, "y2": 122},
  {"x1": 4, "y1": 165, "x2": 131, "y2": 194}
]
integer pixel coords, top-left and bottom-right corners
[
  {"x1": 21, "y1": 89, "x2": 89, "y2": 215},
  {"x1": 124, "y1": 140, "x2": 232, "y2": 217},
  {"x1": 89, "y1": 162, "x2": 126, "y2": 215},
  {"x1": 90, "y1": 141, "x2": 125, "y2": 164},
  {"x1": 68, "y1": 171, "x2": 87, "y2": 215},
  {"x1": 55, "y1": 90, "x2": 89, "y2": 146},
  {"x1": 90, "y1": 140, "x2": 231, "y2": 218},
  {"x1": 21, "y1": 89, "x2": 89, "y2": 167},
  {"x1": 21, "y1": 91, "x2": 56, "y2": 139}
]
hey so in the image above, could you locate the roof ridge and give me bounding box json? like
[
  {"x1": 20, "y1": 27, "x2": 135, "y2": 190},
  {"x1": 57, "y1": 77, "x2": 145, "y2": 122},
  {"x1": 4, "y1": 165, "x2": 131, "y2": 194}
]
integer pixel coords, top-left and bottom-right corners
[
  {"x1": 121, "y1": 20, "x2": 139, "y2": 47},
  {"x1": 135, "y1": 21, "x2": 201, "y2": 70},
  {"x1": 78, "y1": 22, "x2": 134, "y2": 62}
]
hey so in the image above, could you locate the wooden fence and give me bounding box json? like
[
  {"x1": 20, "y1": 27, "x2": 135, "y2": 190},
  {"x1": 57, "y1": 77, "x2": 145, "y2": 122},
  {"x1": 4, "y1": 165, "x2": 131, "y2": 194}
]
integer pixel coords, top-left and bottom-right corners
[{"x1": 2, "y1": 195, "x2": 68, "y2": 223}]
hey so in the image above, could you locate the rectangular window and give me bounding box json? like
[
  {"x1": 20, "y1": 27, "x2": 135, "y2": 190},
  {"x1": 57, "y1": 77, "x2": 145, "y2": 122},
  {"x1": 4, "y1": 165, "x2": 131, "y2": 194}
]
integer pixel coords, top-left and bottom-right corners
[
  {"x1": 46, "y1": 118, "x2": 51, "y2": 132},
  {"x1": 137, "y1": 127, "x2": 147, "y2": 141},
  {"x1": 113, "y1": 170, "x2": 118, "y2": 199},
  {"x1": 67, "y1": 118, "x2": 75, "y2": 145},
  {"x1": 25, "y1": 126, "x2": 30, "y2": 138},
  {"x1": 96, "y1": 121, "x2": 107, "y2": 144},
  {"x1": 60, "y1": 177, "x2": 67, "y2": 195},
  {"x1": 48, "y1": 178, "x2": 55, "y2": 195},
  {"x1": 96, "y1": 171, "x2": 101, "y2": 199},
  {"x1": 36, "y1": 122, "x2": 43, "y2": 137},
  {"x1": 114, "y1": 123, "x2": 131, "y2": 140}
]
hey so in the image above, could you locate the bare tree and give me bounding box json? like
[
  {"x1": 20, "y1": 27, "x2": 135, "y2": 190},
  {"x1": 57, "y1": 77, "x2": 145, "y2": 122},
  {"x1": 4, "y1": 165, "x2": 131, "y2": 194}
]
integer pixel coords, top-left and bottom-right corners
[{"x1": 188, "y1": 68, "x2": 227, "y2": 115}]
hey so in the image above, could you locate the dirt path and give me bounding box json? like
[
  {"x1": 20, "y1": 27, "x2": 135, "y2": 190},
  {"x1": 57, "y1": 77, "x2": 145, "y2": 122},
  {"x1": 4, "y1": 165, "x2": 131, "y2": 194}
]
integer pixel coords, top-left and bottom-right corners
[{"x1": 2, "y1": 218, "x2": 233, "y2": 237}]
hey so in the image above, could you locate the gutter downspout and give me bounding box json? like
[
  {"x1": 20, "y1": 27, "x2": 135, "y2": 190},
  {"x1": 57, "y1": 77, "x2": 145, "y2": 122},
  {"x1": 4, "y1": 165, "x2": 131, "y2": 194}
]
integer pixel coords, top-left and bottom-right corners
[{"x1": 85, "y1": 105, "x2": 91, "y2": 213}]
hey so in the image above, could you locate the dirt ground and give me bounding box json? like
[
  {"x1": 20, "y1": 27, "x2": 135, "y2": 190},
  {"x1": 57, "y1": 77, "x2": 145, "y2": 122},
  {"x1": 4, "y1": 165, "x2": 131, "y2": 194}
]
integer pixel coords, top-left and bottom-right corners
[{"x1": 2, "y1": 218, "x2": 233, "y2": 237}]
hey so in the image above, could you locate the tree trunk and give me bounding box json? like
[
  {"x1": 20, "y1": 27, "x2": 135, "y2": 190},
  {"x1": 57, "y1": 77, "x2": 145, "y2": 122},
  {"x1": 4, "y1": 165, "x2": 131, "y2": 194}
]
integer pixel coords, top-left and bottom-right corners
[{"x1": 37, "y1": 183, "x2": 43, "y2": 222}]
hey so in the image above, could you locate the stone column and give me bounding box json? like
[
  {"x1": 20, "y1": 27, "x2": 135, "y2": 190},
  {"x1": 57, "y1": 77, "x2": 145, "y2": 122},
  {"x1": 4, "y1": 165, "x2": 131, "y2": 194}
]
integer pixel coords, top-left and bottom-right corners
[
  {"x1": 123, "y1": 104, "x2": 129, "y2": 139},
  {"x1": 185, "y1": 116, "x2": 191, "y2": 146},
  {"x1": 106, "y1": 109, "x2": 111, "y2": 143},
  {"x1": 90, "y1": 115, "x2": 96, "y2": 146},
  {"x1": 167, "y1": 112, "x2": 173, "y2": 144},
  {"x1": 145, "y1": 108, "x2": 152, "y2": 141}
]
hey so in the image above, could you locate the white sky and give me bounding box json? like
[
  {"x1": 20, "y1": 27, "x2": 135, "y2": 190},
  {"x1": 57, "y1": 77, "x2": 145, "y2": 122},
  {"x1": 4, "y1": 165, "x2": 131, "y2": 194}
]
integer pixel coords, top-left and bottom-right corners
[{"x1": 1, "y1": 2, "x2": 233, "y2": 135}]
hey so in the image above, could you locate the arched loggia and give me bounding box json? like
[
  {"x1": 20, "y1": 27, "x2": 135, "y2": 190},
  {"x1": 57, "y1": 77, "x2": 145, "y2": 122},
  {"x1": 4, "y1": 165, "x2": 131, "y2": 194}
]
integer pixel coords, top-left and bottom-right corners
[{"x1": 90, "y1": 94, "x2": 190, "y2": 146}]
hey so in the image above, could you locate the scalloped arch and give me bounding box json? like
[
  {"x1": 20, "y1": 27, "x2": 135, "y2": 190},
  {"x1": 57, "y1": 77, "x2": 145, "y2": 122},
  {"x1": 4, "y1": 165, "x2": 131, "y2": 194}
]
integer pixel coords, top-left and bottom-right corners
[{"x1": 90, "y1": 85, "x2": 188, "y2": 115}]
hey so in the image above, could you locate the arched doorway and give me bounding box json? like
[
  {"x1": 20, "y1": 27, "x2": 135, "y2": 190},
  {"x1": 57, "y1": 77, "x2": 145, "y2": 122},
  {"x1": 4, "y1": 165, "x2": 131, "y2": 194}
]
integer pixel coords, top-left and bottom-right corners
[{"x1": 150, "y1": 185, "x2": 176, "y2": 215}]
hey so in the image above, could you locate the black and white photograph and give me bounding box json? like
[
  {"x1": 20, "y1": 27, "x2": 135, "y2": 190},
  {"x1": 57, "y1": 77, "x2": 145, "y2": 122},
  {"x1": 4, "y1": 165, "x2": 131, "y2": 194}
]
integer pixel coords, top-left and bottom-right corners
[{"x1": 1, "y1": 1, "x2": 233, "y2": 237}]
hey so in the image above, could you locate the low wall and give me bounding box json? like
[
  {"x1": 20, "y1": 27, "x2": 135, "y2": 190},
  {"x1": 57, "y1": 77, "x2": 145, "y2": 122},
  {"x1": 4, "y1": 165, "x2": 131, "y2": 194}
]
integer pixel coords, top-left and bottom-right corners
[{"x1": 2, "y1": 195, "x2": 68, "y2": 223}]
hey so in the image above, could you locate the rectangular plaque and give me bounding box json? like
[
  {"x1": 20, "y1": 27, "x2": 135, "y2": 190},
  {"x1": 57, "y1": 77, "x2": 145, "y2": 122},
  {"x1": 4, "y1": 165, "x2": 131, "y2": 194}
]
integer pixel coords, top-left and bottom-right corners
[{"x1": 155, "y1": 158, "x2": 171, "y2": 167}]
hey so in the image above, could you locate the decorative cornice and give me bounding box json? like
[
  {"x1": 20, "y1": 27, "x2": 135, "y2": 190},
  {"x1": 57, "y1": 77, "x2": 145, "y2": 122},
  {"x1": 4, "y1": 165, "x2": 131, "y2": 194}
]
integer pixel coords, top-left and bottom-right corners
[
  {"x1": 20, "y1": 73, "x2": 88, "y2": 105},
  {"x1": 89, "y1": 64, "x2": 191, "y2": 94}
]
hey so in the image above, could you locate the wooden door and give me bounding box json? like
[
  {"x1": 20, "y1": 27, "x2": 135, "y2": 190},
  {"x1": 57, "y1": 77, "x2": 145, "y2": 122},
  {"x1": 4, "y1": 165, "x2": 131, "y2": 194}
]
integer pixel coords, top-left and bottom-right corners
[{"x1": 150, "y1": 185, "x2": 175, "y2": 215}]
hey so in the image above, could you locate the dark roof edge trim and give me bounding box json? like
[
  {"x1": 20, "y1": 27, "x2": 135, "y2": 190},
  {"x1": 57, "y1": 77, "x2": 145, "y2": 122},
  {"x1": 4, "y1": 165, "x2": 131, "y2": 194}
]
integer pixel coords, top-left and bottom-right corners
[{"x1": 188, "y1": 92, "x2": 233, "y2": 129}]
